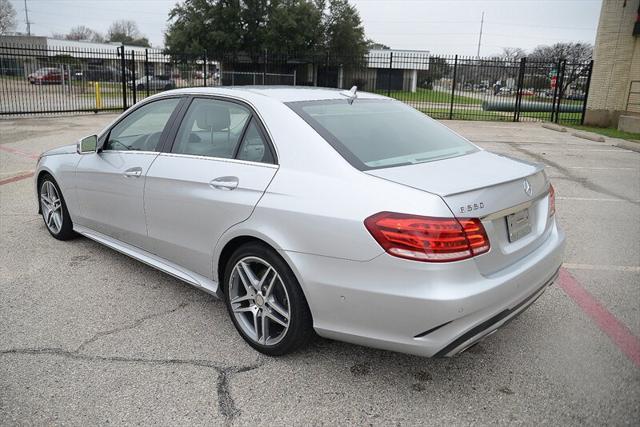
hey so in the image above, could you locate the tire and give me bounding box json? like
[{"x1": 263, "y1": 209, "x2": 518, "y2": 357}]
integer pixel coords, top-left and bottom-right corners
[
  {"x1": 38, "y1": 175, "x2": 76, "y2": 241},
  {"x1": 223, "y1": 242, "x2": 314, "y2": 356},
  {"x1": 137, "y1": 83, "x2": 145, "y2": 90}
]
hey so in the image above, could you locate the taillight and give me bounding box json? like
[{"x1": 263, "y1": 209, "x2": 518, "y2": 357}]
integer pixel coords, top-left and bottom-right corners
[
  {"x1": 548, "y1": 184, "x2": 556, "y2": 217},
  {"x1": 364, "y1": 212, "x2": 490, "y2": 262}
]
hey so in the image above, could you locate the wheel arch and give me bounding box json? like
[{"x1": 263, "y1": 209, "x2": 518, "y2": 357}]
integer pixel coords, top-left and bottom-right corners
[
  {"x1": 35, "y1": 169, "x2": 55, "y2": 214},
  {"x1": 214, "y1": 231, "x2": 311, "y2": 316}
]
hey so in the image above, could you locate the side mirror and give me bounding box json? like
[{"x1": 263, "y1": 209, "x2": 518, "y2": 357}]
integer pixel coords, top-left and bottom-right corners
[{"x1": 77, "y1": 135, "x2": 97, "y2": 154}]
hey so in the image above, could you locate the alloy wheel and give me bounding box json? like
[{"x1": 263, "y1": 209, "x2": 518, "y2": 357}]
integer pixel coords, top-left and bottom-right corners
[
  {"x1": 228, "y1": 256, "x2": 291, "y2": 346},
  {"x1": 40, "y1": 180, "x2": 63, "y2": 234}
]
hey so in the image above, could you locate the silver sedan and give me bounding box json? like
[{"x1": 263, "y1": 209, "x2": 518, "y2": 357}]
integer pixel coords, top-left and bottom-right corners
[{"x1": 34, "y1": 87, "x2": 565, "y2": 357}]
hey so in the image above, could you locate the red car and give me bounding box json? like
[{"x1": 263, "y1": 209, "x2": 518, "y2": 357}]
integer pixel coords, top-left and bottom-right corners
[{"x1": 28, "y1": 68, "x2": 70, "y2": 85}]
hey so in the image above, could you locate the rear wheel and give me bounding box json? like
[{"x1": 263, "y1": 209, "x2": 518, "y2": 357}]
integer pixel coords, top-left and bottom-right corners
[
  {"x1": 223, "y1": 242, "x2": 313, "y2": 356},
  {"x1": 39, "y1": 176, "x2": 76, "y2": 240}
]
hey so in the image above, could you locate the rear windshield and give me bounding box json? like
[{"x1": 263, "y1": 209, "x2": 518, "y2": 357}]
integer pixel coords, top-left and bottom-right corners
[{"x1": 287, "y1": 99, "x2": 478, "y2": 170}]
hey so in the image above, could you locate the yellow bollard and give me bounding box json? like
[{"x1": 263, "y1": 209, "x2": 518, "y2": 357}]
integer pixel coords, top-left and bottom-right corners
[{"x1": 94, "y1": 82, "x2": 103, "y2": 109}]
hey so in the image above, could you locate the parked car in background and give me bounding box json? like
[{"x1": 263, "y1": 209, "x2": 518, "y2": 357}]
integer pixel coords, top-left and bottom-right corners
[
  {"x1": 130, "y1": 75, "x2": 176, "y2": 91},
  {"x1": 28, "y1": 67, "x2": 69, "y2": 84},
  {"x1": 74, "y1": 66, "x2": 132, "y2": 82},
  {"x1": 35, "y1": 86, "x2": 564, "y2": 358},
  {"x1": 565, "y1": 92, "x2": 585, "y2": 101}
]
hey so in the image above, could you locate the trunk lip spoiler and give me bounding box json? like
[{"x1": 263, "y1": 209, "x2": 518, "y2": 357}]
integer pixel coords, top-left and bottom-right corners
[
  {"x1": 442, "y1": 164, "x2": 545, "y2": 197},
  {"x1": 480, "y1": 185, "x2": 550, "y2": 221}
]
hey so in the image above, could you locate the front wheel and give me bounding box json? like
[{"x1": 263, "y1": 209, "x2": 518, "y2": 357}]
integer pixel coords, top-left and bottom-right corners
[
  {"x1": 39, "y1": 176, "x2": 76, "y2": 240},
  {"x1": 223, "y1": 242, "x2": 314, "y2": 356}
]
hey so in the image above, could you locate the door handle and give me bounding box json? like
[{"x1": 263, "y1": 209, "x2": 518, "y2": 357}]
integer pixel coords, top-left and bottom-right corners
[
  {"x1": 210, "y1": 176, "x2": 239, "y2": 190},
  {"x1": 123, "y1": 167, "x2": 143, "y2": 178}
]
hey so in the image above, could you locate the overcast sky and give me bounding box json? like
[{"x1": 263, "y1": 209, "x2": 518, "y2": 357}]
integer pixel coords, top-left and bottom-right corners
[{"x1": 10, "y1": 0, "x2": 602, "y2": 56}]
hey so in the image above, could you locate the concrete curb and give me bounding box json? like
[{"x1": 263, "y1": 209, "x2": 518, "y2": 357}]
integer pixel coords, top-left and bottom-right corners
[
  {"x1": 541, "y1": 123, "x2": 567, "y2": 132},
  {"x1": 612, "y1": 139, "x2": 640, "y2": 153},
  {"x1": 570, "y1": 131, "x2": 606, "y2": 142}
]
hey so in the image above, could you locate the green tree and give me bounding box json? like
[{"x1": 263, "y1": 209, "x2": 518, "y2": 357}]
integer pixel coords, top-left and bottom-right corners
[
  {"x1": 166, "y1": 0, "x2": 247, "y2": 54},
  {"x1": 164, "y1": 0, "x2": 368, "y2": 55},
  {"x1": 321, "y1": 0, "x2": 367, "y2": 55},
  {"x1": 265, "y1": 0, "x2": 323, "y2": 52}
]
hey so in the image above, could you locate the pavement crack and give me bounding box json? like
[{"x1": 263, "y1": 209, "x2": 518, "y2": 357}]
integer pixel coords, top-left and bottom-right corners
[
  {"x1": 0, "y1": 347, "x2": 224, "y2": 369},
  {"x1": 216, "y1": 357, "x2": 267, "y2": 422},
  {"x1": 505, "y1": 143, "x2": 640, "y2": 205},
  {"x1": 1, "y1": 345, "x2": 268, "y2": 423},
  {"x1": 75, "y1": 301, "x2": 189, "y2": 353}
]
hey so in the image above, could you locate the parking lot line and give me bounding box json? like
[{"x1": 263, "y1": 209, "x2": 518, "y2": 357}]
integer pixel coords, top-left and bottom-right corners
[
  {"x1": 558, "y1": 268, "x2": 640, "y2": 368},
  {"x1": 564, "y1": 263, "x2": 640, "y2": 273},
  {"x1": 557, "y1": 196, "x2": 640, "y2": 203},
  {"x1": 0, "y1": 145, "x2": 40, "y2": 160},
  {"x1": 0, "y1": 171, "x2": 34, "y2": 186}
]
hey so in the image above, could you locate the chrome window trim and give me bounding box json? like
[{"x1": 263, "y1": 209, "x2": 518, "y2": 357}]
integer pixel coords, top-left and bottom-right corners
[
  {"x1": 98, "y1": 96, "x2": 185, "y2": 151},
  {"x1": 156, "y1": 152, "x2": 279, "y2": 169},
  {"x1": 99, "y1": 150, "x2": 160, "y2": 156},
  {"x1": 163, "y1": 92, "x2": 280, "y2": 162}
]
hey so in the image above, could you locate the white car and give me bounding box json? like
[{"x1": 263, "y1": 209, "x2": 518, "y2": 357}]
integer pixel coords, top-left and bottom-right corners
[{"x1": 35, "y1": 87, "x2": 565, "y2": 357}]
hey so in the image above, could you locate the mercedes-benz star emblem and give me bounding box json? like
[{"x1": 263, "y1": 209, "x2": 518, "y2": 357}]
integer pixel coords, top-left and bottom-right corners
[{"x1": 523, "y1": 179, "x2": 533, "y2": 196}]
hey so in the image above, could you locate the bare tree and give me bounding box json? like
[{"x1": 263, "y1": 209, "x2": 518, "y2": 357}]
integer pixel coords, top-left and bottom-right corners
[
  {"x1": 529, "y1": 42, "x2": 593, "y2": 94},
  {"x1": 65, "y1": 25, "x2": 104, "y2": 43},
  {"x1": 529, "y1": 42, "x2": 592, "y2": 63},
  {"x1": 0, "y1": 0, "x2": 17, "y2": 35},
  {"x1": 107, "y1": 20, "x2": 149, "y2": 47},
  {"x1": 501, "y1": 47, "x2": 526, "y2": 61}
]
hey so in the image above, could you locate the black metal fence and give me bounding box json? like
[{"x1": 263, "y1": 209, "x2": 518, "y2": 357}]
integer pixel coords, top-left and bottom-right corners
[{"x1": 0, "y1": 43, "x2": 593, "y2": 124}]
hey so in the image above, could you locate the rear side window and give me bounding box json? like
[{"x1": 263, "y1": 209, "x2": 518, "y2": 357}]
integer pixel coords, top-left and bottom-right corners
[
  {"x1": 288, "y1": 99, "x2": 478, "y2": 170},
  {"x1": 172, "y1": 98, "x2": 251, "y2": 159},
  {"x1": 236, "y1": 119, "x2": 274, "y2": 164}
]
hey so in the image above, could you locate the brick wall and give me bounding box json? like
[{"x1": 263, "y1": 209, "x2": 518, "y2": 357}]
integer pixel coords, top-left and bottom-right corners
[{"x1": 585, "y1": 0, "x2": 640, "y2": 126}]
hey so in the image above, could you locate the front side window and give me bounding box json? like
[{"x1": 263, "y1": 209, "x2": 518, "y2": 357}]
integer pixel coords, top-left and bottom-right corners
[
  {"x1": 104, "y1": 98, "x2": 180, "y2": 152},
  {"x1": 172, "y1": 98, "x2": 251, "y2": 159},
  {"x1": 288, "y1": 99, "x2": 478, "y2": 170}
]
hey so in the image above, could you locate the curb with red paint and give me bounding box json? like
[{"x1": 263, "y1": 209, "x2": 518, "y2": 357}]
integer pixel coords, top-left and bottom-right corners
[{"x1": 558, "y1": 267, "x2": 640, "y2": 368}]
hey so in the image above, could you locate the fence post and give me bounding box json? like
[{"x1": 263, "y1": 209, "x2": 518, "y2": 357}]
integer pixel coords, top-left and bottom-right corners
[
  {"x1": 119, "y1": 46, "x2": 127, "y2": 110},
  {"x1": 263, "y1": 49, "x2": 267, "y2": 85},
  {"x1": 144, "y1": 49, "x2": 150, "y2": 97},
  {"x1": 514, "y1": 57, "x2": 526, "y2": 122},
  {"x1": 203, "y1": 51, "x2": 208, "y2": 87},
  {"x1": 324, "y1": 51, "x2": 329, "y2": 87},
  {"x1": 550, "y1": 60, "x2": 561, "y2": 122},
  {"x1": 387, "y1": 51, "x2": 393, "y2": 97},
  {"x1": 130, "y1": 50, "x2": 137, "y2": 105},
  {"x1": 580, "y1": 60, "x2": 594, "y2": 125},
  {"x1": 554, "y1": 60, "x2": 567, "y2": 124},
  {"x1": 449, "y1": 55, "x2": 458, "y2": 120}
]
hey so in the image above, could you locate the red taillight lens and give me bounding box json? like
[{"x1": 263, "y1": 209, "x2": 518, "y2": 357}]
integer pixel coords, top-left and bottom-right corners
[
  {"x1": 364, "y1": 212, "x2": 490, "y2": 262},
  {"x1": 548, "y1": 184, "x2": 556, "y2": 217}
]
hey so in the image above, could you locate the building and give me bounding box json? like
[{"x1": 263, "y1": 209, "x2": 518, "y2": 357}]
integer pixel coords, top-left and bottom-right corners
[
  {"x1": 0, "y1": 35, "x2": 170, "y2": 78},
  {"x1": 585, "y1": 0, "x2": 640, "y2": 132}
]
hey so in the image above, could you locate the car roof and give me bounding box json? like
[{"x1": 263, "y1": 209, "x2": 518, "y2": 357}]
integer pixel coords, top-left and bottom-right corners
[{"x1": 162, "y1": 86, "x2": 389, "y2": 103}]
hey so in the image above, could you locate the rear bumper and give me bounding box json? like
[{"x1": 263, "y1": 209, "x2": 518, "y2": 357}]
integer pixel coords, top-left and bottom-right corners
[{"x1": 284, "y1": 221, "x2": 566, "y2": 357}]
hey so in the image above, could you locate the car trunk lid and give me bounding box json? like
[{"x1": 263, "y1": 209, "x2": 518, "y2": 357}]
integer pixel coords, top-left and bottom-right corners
[{"x1": 366, "y1": 150, "x2": 553, "y2": 275}]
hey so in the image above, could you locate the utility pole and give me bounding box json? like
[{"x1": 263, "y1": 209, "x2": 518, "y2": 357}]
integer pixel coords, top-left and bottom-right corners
[
  {"x1": 24, "y1": 0, "x2": 32, "y2": 36},
  {"x1": 476, "y1": 11, "x2": 484, "y2": 57}
]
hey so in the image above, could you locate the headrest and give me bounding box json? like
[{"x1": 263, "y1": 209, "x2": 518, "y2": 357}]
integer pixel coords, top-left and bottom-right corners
[{"x1": 194, "y1": 103, "x2": 230, "y2": 131}]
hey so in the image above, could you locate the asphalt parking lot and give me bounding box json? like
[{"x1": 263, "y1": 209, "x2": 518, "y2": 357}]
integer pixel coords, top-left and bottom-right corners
[{"x1": 1, "y1": 114, "x2": 638, "y2": 425}]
